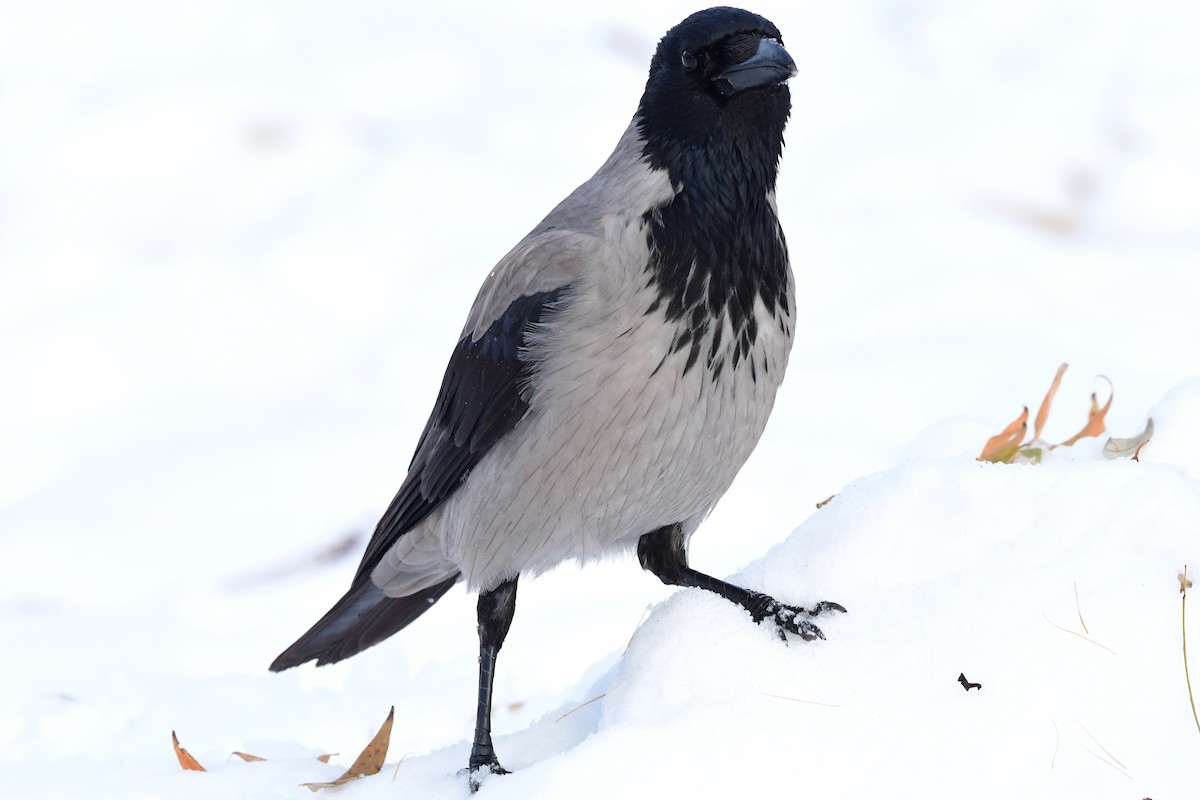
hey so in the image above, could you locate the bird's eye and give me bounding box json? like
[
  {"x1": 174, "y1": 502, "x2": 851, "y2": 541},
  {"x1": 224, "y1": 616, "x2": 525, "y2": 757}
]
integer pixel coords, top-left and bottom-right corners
[{"x1": 680, "y1": 50, "x2": 698, "y2": 71}]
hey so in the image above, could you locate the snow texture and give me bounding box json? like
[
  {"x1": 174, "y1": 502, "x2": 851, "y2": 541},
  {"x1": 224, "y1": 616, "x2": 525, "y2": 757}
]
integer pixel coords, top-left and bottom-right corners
[{"x1": 2, "y1": 1, "x2": 1200, "y2": 798}]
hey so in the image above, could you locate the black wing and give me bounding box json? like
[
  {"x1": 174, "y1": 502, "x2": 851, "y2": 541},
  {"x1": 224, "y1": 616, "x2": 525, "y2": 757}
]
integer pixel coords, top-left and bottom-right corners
[
  {"x1": 270, "y1": 287, "x2": 570, "y2": 671},
  {"x1": 351, "y1": 287, "x2": 567, "y2": 583}
]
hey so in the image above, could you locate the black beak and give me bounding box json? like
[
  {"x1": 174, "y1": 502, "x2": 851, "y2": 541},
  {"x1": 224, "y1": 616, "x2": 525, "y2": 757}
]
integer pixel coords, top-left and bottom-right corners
[{"x1": 713, "y1": 38, "x2": 797, "y2": 98}]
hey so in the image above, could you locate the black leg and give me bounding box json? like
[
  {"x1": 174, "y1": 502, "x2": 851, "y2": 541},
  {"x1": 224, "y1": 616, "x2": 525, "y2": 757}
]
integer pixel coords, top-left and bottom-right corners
[
  {"x1": 468, "y1": 576, "x2": 518, "y2": 791},
  {"x1": 637, "y1": 524, "x2": 845, "y2": 641}
]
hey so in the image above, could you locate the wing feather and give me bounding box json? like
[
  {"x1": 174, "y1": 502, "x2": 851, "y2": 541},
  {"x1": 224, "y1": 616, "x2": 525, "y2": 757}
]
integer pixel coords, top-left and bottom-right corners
[{"x1": 351, "y1": 286, "x2": 568, "y2": 583}]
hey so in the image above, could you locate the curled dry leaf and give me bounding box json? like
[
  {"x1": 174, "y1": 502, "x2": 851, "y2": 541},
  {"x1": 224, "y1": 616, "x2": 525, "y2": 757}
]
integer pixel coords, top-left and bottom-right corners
[
  {"x1": 979, "y1": 406, "x2": 1028, "y2": 463},
  {"x1": 301, "y1": 707, "x2": 394, "y2": 792},
  {"x1": 171, "y1": 731, "x2": 207, "y2": 772},
  {"x1": 1061, "y1": 377, "x2": 1113, "y2": 446},
  {"x1": 1103, "y1": 417, "x2": 1154, "y2": 461}
]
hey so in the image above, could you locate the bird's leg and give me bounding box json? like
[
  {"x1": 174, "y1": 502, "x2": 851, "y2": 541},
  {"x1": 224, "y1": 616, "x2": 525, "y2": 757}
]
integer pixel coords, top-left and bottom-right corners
[
  {"x1": 468, "y1": 576, "x2": 518, "y2": 791},
  {"x1": 637, "y1": 524, "x2": 845, "y2": 641}
]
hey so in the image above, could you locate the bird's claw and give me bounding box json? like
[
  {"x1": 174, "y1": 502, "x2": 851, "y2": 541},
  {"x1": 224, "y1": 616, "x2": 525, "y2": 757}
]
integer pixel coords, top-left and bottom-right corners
[
  {"x1": 761, "y1": 599, "x2": 846, "y2": 643},
  {"x1": 806, "y1": 600, "x2": 848, "y2": 617}
]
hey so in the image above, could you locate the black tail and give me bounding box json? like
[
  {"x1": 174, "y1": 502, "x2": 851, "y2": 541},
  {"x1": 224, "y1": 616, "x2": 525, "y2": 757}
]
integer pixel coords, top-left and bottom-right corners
[{"x1": 270, "y1": 574, "x2": 460, "y2": 671}]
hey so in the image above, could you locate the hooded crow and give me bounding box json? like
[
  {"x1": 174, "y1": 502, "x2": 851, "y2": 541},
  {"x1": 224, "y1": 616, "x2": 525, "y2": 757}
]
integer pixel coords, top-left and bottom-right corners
[{"x1": 271, "y1": 6, "x2": 843, "y2": 785}]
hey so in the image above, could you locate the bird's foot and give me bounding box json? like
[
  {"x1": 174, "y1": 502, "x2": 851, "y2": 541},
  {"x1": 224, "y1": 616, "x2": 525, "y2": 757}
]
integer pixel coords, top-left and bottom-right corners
[
  {"x1": 753, "y1": 597, "x2": 847, "y2": 642},
  {"x1": 465, "y1": 756, "x2": 510, "y2": 793}
]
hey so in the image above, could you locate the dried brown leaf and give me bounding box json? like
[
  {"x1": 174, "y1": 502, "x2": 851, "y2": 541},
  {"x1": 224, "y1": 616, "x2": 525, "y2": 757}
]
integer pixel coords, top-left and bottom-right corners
[
  {"x1": 1033, "y1": 363, "x2": 1069, "y2": 442},
  {"x1": 230, "y1": 750, "x2": 337, "y2": 764},
  {"x1": 301, "y1": 707, "x2": 394, "y2": 792},
  {"x1": 1061, "y1": 377, "x2": 1113, "y2": 446},
  {"x1": 172, "y1": 731, "x2": 207, "y2": 772},
  {"x1": 979, "y1": 407, "x2": 1029, "y2": 463}
]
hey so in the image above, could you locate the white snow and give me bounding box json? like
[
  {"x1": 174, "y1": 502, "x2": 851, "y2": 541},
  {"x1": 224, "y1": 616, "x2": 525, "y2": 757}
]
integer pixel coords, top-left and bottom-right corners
[{"x1": 3, "y1": 1, "x2": 1200, "y2": 798}]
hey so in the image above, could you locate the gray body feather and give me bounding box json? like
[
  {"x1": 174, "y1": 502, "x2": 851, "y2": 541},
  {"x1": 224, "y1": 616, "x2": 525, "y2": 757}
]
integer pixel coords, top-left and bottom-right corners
[{"x1": 372, "y1": 121, "x2": 795, "y2": 594}]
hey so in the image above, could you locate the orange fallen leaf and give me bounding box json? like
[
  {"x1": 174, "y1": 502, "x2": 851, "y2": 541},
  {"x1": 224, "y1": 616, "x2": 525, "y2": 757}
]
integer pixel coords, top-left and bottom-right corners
[
  {"x1": 1033, "y1": 363, "x2": 1069, "y2": 442},
  {"x1": 1061, "y1": 377, "x2": 1113, "y2": 446},
  {"x1": 231, "y1": 750, "x2": 337, "y2": 764},
  {"x1": 301, "y1": 707, "x2": 394, "y2": 791},
  {"x1": 172, "y1": 731, "x2": 207, "y2": 772},
  {"x1": 979, "y1": 406, "x2": 1028, "y2": 463}
]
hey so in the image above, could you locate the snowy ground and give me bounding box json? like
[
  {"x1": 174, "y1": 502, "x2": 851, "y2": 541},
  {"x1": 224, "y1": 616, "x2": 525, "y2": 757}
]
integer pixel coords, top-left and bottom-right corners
[{"x1": 3, "y1": 1, "x2": 1200, "y2": 798}]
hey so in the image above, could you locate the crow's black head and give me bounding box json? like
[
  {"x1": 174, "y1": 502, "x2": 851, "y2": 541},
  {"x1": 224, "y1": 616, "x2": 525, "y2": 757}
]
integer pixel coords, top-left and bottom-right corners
[
  {"x1": 637, "y1": 7, "x2": 794, "y2": 175},
  {"x1": 636, "y1": 9, "x2": 795, "y2": 379}
]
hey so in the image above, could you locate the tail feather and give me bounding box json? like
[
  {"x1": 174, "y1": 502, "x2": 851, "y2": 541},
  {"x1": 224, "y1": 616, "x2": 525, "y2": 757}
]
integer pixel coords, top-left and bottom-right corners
[{"x1": 270, "y1": 574, "x2": 460, "y2": 671}]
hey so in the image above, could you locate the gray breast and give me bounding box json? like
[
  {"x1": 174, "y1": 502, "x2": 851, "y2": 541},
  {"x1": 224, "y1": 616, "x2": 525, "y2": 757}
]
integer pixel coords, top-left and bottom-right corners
[{"x1": 440, "y1": 250, "x2": 795, "y2": 591}]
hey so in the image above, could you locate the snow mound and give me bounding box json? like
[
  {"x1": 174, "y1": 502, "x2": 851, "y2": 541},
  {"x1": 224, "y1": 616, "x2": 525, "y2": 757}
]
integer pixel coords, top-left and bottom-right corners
[{"x1": 405, "y1": 455, "x2": 1200, "y2": 798}]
